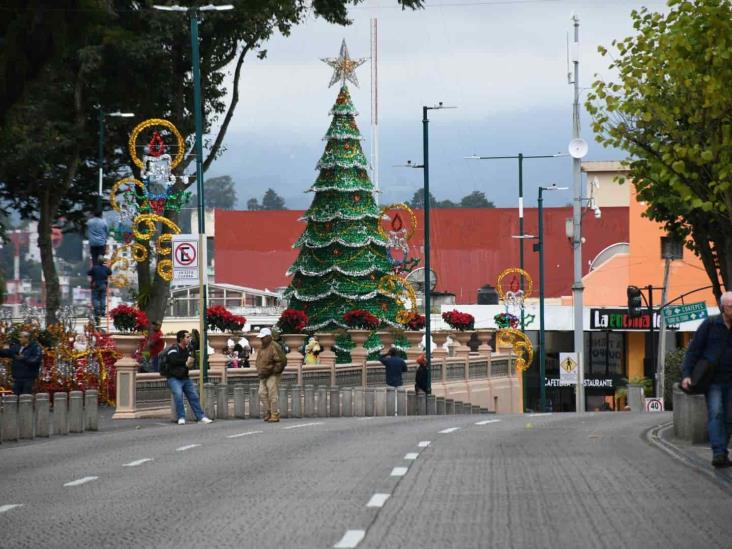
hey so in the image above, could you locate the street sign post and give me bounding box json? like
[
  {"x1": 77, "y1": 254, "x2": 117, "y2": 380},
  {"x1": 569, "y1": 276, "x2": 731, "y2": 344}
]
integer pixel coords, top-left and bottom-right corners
[
  {"x1": 172, "y1": 234, "x2": 199, "y2": 285},
  {"x1": 662, "y1": 301, "x2": 708, "y2": 325}
]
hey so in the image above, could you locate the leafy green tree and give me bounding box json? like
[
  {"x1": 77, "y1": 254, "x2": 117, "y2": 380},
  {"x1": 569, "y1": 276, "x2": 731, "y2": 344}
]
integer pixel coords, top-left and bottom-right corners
[
  {"x1": 261, "y1": 188, "x2": 287, "y2": 210},
  {"x1": 188, "y1": 175, "x2": 238, "y2": 210},
  {"x1": 246, "y1": 197, "x2": 260, "y2": 210},
  {"x1": 460, "y1": 190, "x2": 494, "y2": 208},
  {"x1": 586, "y1": 0, "x2": 732, "y2": 300},
  {"x1": 409, "y1": 190, "x2": 437, "y2": 209},
  {"x1": 436, "y1": 199, "x2": 458, "y2": 208}
]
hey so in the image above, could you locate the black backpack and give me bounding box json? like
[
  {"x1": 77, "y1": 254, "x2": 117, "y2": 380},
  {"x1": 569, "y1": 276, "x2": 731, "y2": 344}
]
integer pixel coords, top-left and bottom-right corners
[{"x1": 158, "y1": 346, "x2": 173, "y2": 377}]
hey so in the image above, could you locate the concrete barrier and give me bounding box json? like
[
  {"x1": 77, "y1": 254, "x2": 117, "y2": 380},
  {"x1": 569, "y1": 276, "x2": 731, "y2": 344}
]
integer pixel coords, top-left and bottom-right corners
[
  {"x1": 291, "y1": 385, "x2": 303, "y2": 418},
  {"x1": 673, "y1": 383, "x2": 708, "y2": 444},
  {"x1": 18, "y1": 394, "x2": 34, "y2": 439},
  {"x1": 407, "y1": 391, "x2": 416, "y2": 416},
  {"x1": 627, "y1": 384, "x2": 645, "y2": 412},
  {"x1": 279, "y1": 386, "x2": 289, "y2": 418},
  {"x1": 53, "y1": 392, "x2": 68, "y2": 435},
  {"x1": 385, "y1": 387, "x2": 396, "y2": 416},
  {"x1": 463, "y1": 402, "x2": 472, "y2": 414},
  {"x1": 426, "y1": 395, "x2": 437, "y2": 415},
  {"x1": 436, "y1": 397, "x2": 446, "y2": 415},
  {"x1": 68, "y1": 391, "x2": 84, "y2": 433},
  {"x1": 204, "y1": 383, "x2": 216, "y2": 419},
  {"x1": 234, "y1": 386, "x2": 246, "y2": 418},
  {"x1": 249, "y1": 386, "x2": 260, "y2": 418},
  {"x1": 397, "y1": 388, "x2": 407, "y2": 416},
  {"x1": 217, "y1": 384, "x2": 229, "y2": 419},
  {"x1": 374, "y1": 388, "x2": 386, "y2": 416},
  {"x1": 304, "y1": 385, "x2": 315, "y2": 418},
  {"x1": 35, "y1": 393, "x2": 50, "y2": 437},
  {"x1": 446, "y1": 398, "x2": 455, "y2": 415},
  {"x1": 316, "y1": 386, "x2": 328, "y2": 417},
  {"x1": 353, "y1": 387, "x2": 365, "y2": 417},
  {"x1": 2, "y1": 395, "x2": 18, "y2": 441},
  {"x1": 329, "y1": 387, "x2": 341, "y2": 417},
  {"x1": 365, "y1": 388, "x2": 375, "y2": 417},
  {"x1": 341, "y1": 388, "x2": 353, "y2": 417},
  {"x1": 85, "y1": 390, "x2": 98, "y2": 431},
  {"x1": 471, "y1": 405, "x2": 481, "y2": 415},
  {"x1": 416, "y1": 393, "x2": 426, "y2": 415}
]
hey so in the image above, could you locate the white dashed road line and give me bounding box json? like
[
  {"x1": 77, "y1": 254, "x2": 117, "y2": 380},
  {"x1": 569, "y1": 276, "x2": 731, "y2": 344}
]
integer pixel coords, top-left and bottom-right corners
[
  {"x1": 282, "y1": 422, "x2": 324, "y2": 430},
  {"x1": 390, "y1": 466, "x2": 408, "y2": 477},
  {"x1": 0, "y1": 504, "x2": 23, "y2": 513},
  {"x1": 357, "y1": 417, "x2": 375, "y2": 421},
  {"x1": 333, "y1": 529, "x2": 366, "y2": 548},
  {"x1": 439, "y1": 427, "x2": 460, "y2": 434},
  {"x1": 475, "y1": 419, "x2": 501, "y2": 425},
  {"x1": 417, "y1": 440, "x2": 431, "y2": 448},
  {"x1": 176, "y1": 444, "x2": 201, "y2": 452},
  {"x1": 123, "y1": 458, "x2": 153, "y2": 467},
  {"x1": 64, "y1": 476, "x2": 98, "y2": 487},
  {"x1": 366, "y1": 493, "x2": 390, "y2": 508},
  {"x1": 404, "y1": 453, "x2": 419, "y2": 460},
  {"x1": 227, "y1": 430, "x2": 263, "y2": 439},
  {"x1": 527, "y1": 413, "x2": 552, "y2": 417}
]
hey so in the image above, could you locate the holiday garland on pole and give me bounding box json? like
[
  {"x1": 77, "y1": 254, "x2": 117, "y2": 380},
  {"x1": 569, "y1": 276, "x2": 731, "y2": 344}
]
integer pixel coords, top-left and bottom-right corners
[{"x1": 284, "y1": 41, "x2": 404, "y2": 356}]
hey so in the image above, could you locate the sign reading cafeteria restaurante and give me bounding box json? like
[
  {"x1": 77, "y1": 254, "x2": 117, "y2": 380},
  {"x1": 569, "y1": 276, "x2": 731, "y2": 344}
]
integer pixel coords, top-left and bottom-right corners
[{"x1": 590, "y1": 309, "x2": 662, "y2": 331}]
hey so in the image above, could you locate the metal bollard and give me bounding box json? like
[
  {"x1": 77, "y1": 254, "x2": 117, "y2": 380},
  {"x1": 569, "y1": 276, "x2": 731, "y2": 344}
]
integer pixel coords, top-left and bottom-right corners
[
  {"x1": 291, "y1": 385, "x2": 303, "y2": 418},
  {"x1": 416, "y1": 393, "x2": 427, "y2": 415},
  {"x1": 249, "y1": 386, "x2": 260, "y2": 419},
  {"x1": 353, "y1": 387, "x2": 365, "y2": 417},
  {"x1": 436, "y1": 397, "x2": 446, "y2": 415},
  {"x1": 18, "y1": 394, "x2": 34, "y2": 439},
  {"x1": 217, "y1": 384, "x2": 229, "y2": 419},
  {"x1": 304, "y1": 385, "x2": 315, "y2": 418},
  {"x1": 426, "y1": 395, "x2": 437, "y2": 415},
  {"x1": 328, "y1": 387, "x2": 340, "y2": 417},
  {"x1": 407, "y1": 391, "x2": 416, "y2": 416},
  {"x1": 68, "y1": 391, "x2": 84, "y2": 433},
  {"x1": 85, "y1": 390, "x2": 99, "y2": 431},
  {"x1": 374, "y1": 388, "x2": 387, "y2": 416},
  {"x1": 204, "y1": 383, "x2": 217, "y2": 420},
  {"x1": 53, "y1": 392, "x2": 68, "y2": 435},
  {"x1": 397, "y1": 387, "x2": 407, "y2": 416},
  {"x1": 385, "y1": 387, "x2": 396, "y2": 416},
  {"x1": 35, "y1": 393, "x2": 50, "y2": 438},
  {"x1": 364, "y1": 387, "x2": 375, "y2": 417},
  {"x1": 279, "y1": 386, "x2": 289, "y2": 418},
  {"x1": 316, "y1": 386, "x2": 328, "y2": 417},
  {"x1": 341, "y1": 388, "x2": 353, "y2": 417},
  {"x1": 2, "y1": 395, "x2": 18, "y2": 441},
  {"x1": 233, "y1": 386, "x2": 246, "y2": 419}
]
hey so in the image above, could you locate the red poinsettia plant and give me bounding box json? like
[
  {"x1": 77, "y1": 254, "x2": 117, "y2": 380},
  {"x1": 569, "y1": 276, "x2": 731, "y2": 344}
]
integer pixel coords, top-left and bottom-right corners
[
  {"x1": 442, "y1": 310, "x2": 475, "y2": 331},
  {"x1": 110, "y1": 304, "x2": 149, "y2": 333},
  {"x1": 400, "y1": 311, "x2": 426, "y2": 331},
  {"x1": 277, "y1": 309, "x2": 308, "y2": 334},
  {"x1": 343, "y1": 309, "x2": 380, "y2": 330},
  {"x1": 206, "y1": 306, "x2": 246, "y2": 332}
]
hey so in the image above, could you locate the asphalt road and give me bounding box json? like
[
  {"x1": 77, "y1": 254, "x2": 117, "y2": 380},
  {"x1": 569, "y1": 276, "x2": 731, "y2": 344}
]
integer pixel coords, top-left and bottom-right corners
[{"x1": 1, "y1": 412, "x2": 730, "y2": 549}]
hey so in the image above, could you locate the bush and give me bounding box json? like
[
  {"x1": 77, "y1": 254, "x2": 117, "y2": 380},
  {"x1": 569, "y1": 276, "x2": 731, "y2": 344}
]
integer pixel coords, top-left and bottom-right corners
[
  {"x1": 343, "y1": 309, "x2": 380, "y2": 330},
  {"x1": 664, "y1": 347, "x2": 686, "y2": 410},
  {"x1": 110, "y1": 304, "x2": 149, "y2": 333},
  {"x1": 206, "y1": 306, "x2": 246, "y2": 332},
  {"x1": 442, "y1": 310, "x2": 475, "y2": 331},
  {"x1": 277, "y1": 309, "x2": 308, "y2": 333}
]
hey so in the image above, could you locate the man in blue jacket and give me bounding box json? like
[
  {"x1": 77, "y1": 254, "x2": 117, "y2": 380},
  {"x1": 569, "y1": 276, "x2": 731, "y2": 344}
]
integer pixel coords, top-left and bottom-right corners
[
  {"x1": 379, "y1": 347, "x2": 408, "y2": 388},
  {"x1": 682, "y1": 291, "x2": 732, "y2": 468},
  {"x1": 0, "y1": 331, "x2": 43, "y2": 395}
]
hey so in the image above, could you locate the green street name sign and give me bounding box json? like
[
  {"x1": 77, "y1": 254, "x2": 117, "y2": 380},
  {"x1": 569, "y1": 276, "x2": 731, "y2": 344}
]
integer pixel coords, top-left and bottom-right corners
[{"x1": 662, "y1": 301, "x2": 708, "y2": 325}]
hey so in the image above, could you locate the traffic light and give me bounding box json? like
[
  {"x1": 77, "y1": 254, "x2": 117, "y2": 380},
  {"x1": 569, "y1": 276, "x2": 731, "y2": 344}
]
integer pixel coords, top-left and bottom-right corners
[{"x1": 627, "y1": 285, "x2": 643, "y2": 318}]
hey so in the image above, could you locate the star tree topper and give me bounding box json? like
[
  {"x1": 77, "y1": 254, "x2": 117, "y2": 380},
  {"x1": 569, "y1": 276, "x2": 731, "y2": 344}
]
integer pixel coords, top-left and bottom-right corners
[{"x1": 321, "y1": 39, "x2": 367, "y2": 88}]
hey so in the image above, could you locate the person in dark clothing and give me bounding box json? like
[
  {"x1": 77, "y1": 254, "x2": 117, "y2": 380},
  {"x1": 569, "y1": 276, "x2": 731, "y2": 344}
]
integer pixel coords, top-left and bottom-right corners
[
  {"x1": 682, "y1": 291, "x2": 732, "y2": 468},
  {"x1": 0, "y1": 331, "x2": 43, "y2": 395},
  {"x1": 87, "y1": 256, "x2": 112, "y2": 325},
  {"x1": 162, "y1": 330, "x2": 212, "y2": 425},
  {"x1": 415, "y1": 353, "x2": 431, "y2": 395},
  {"x1": 87, "y1": 209, "x2": 109, "y2": 265},
  {"x1": 379, "y1": 347, "x2": 408, "y2": 388}
]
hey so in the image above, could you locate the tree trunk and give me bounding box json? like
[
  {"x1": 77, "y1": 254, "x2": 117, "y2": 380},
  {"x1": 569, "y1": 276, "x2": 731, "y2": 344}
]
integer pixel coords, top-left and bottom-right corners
[
  {"x1": 144, "y1": 208, "x2": 181, "y2": 323},
  {"x1": 38, "y1": 190, "x2": 60, "y2": 326},
  {"x1": 692, "y1": 228, "x2": 723, "y2": 301}
]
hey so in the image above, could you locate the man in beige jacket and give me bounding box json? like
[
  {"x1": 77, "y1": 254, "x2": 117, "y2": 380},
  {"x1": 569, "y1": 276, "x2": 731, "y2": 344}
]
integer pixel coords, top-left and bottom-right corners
[{"x1": 255, "y1": 328, "x2": 287, "y2": 422}]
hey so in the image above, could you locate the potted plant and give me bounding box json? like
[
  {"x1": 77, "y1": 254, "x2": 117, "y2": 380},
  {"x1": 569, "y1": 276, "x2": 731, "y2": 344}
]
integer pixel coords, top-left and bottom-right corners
[
  {"x1": 206, "y1": 306, "x2": 246, "y2": 362},
  {"x1": 110, "y1": 304, "x2": 149, "y2": 334},
  {"x1": 343, "y1": 309, "x2": 380, "y2": 364},
  {"x1": 277, "y1": 309, "x2": 309, "y2": 367},
  {"x1": 442, "y1": 309, "x2": 475, "y2": 358},
  {"x1": 398, "y1": 310, "x2": 425, "y2": 360}
]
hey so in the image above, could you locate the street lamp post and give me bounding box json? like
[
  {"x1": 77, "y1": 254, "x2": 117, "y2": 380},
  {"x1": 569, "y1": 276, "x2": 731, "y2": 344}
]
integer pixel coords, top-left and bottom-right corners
[
  {"x1": 97, "y1": 110, "x2": 134, "y2": 211},
  {"x1": 153, "y1": 3, "x2": 233, "y2": 390}
]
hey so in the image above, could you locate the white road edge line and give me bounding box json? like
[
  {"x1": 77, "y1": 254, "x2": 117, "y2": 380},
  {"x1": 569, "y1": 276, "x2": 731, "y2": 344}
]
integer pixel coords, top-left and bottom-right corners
[
  {"x1": 227, "y1": 430, "x2": 263, "y2": 438},
  {"x1": 527, "y1": 413, "x2": 552, "y2": 417},
  {"x1": 357, "y1": 417, "x2": 375, "y2": 421},
  {"x1": 390, "y1": 466, "x2": 408, "y2": 477},
  {"x1": 334, "y1": 529, "x2": 366, "y2": 548},
  {"x1": 475, "y1": 419, "x2": 501, "y2": 425},
  {"x1": 176, "y1": 444, "x2": 201, "y2": 452},
  {"x1": 283, "y1": 422, "x2": 324, "y2": 430},
  {"x1": 417, "y1": 440, "x2": 431, "y2": 448},
  {"x1": 404, "y1": 452, "x2": 419, "y2": 460},
  {"x1": 64, "y1": 476, "x2": 98, "y2": 487},
  {"x1": 0, "y1": 504, "x2": 23, "y2": 513},
  {"x1": 366, "y1": 493, "x2": 390, "y2": 508},
  {"x1": 123, "y1": 458, "x2": 153, "y2": 467},
  {"x1": 439, "y1": 427, "x2": 460, "y2": 434}
]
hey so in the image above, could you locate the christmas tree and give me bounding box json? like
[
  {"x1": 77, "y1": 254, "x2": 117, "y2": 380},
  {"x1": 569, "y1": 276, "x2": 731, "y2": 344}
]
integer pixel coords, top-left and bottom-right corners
[{"x1": 284, "y1": 41, "x2": 402, "y2": 336}]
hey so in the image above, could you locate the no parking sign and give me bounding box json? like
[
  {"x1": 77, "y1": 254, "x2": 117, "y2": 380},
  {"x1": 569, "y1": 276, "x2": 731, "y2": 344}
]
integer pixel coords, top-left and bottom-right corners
[{"x1": 172, "y1": 234, "x2": 199, "y2": 285}]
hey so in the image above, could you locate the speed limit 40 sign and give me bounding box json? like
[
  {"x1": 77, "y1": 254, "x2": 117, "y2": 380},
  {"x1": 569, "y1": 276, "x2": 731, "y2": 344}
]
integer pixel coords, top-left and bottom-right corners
[
  {"x1": 172, "y1": 234, "x2": 199, "y2": 285},
  {"x1": 644, "y1": 398, "x2": 665, "y2": 412}
]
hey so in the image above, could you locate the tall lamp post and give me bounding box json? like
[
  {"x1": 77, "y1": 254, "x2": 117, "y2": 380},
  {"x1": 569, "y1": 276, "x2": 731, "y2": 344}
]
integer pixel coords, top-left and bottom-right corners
[
  {"x1": 153, "y1": 3, "x2": 233, "y2": 390},
  {"x1": 97, "y1": 110, "x2": 135, "y2": 211}
]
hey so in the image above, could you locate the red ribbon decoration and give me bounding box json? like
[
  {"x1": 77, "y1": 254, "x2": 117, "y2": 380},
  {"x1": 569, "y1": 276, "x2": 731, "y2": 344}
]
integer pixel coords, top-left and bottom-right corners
[{"x1": 147, "y1": 131, "x2": 167, "y2": 157}]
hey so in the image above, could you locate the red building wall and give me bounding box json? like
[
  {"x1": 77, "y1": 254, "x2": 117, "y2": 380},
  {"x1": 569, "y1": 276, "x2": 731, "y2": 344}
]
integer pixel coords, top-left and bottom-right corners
[{"x1": 214, "y1": 207, "x2": 629, "y2": 303}]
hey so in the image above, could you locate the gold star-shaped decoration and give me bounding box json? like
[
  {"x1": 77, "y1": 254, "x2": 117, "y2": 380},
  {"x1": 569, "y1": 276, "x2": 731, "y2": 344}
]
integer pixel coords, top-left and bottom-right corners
[{"x1": 321, "y1": 39, "x2": 367, "y2": 88}]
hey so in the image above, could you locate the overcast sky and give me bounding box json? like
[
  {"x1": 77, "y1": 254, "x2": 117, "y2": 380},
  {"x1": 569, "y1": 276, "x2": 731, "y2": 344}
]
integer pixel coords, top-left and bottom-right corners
[{"x1": 205, "y1": 0, "x2": 669, "y2": 209}]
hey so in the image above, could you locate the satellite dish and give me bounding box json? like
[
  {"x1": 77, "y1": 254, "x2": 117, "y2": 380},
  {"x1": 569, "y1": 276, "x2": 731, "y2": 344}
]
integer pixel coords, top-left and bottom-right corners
[
  {"x1": 406, "y1": 267, "x2": 437, "y2": 292},
  {"x1": 568, "y1": 138, "x2": 588, "y2": 159}
]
